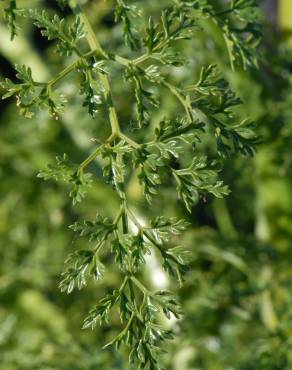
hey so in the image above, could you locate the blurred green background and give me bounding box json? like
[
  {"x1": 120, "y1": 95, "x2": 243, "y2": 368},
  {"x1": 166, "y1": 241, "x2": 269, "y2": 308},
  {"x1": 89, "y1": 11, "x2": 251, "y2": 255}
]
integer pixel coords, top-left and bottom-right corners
[{"x1": 1, "y1": 0, "x2": 292, "y2": 369}]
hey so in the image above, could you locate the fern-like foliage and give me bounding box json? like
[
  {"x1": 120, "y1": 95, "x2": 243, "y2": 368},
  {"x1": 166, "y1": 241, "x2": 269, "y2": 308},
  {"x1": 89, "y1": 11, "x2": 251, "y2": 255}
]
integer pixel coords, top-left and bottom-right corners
[{"x1": 0, "y1": 0, "x2": 261, "y2": 368}]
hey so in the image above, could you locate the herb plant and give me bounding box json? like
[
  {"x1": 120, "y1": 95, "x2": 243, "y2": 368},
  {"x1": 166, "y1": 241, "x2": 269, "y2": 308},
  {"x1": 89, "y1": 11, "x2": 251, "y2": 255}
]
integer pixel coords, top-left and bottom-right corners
[{"x1": 1, "y1": 0, "x2": 260, "y2": 368}]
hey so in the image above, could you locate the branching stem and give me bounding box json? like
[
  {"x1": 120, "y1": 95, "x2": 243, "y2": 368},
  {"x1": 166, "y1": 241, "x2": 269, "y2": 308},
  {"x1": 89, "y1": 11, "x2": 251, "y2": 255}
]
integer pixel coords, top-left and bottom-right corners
[
  {"x1": 131, "y1": 276, "x2": 151, "y2": 296},
  {"x1": 69, "y1": 0, "x2": 121, "y2": 136}
]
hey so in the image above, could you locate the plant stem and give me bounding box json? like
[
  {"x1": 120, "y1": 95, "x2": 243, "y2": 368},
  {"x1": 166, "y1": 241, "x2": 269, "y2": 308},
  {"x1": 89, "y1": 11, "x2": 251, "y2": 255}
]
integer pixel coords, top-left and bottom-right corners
[
  {"x1": 35, "y1": 50, "x2": 97, "y2": 88},
  {"x1": 131, "y1": 276, "x2": 151, "y2": 296},
  {"x1": 69, "y1": 0, "x2": 121, "y2": 136},
  {"x1": 162, "y1": 81, "x2": 193, "y2": 122},
  {"x1": 126, "y1": 207, "x2": 181, "y2": 269},
  {"x1": 78, "y1": 145, "x2": 102, "y2": 174},
  {"x1": 114, "y1": 204, "x2": 125, "y2": 226},
  {"x1": 119, "y1": 276, "x2": 129, "y2": 293},
  {"x1": 120, "y1": 133, "x2": 141, "y2": 149},
  {"x1": 122, "y1": 200, "x2": 129, "y2": 234},
  {"x1": 163, "y1": 79, "x2": 213, "y2": 129},
  {"x1": 34, "y1": 60, "x2": 77, "y2": 88}
]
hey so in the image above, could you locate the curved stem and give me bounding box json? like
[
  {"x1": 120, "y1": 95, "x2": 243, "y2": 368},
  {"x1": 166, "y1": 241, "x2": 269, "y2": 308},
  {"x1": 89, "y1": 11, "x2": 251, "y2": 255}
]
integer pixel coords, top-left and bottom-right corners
[
  {"x1": 131, "y1": 276, "x2": 152, "y2": 296},
  {"x1": 34, "y1": 51, "x2": 97, "y2": 88},
  {"x1": 114, "y1": 204, "x2": 125, "y2": 226},
  {"x1": 69, "y1": 0, "x2": 121, "y2": 136},
  {"x1": 77, "y1": 145, "x2": 102, "y2": 174},
  {"x1": 126, "y1": 207, "x2": 181, "y2": 269},
  {"x1": 162, "y1": 80, "x2": 193, "y2": 123},
  {"x1": 120, "y1": 133, "x2": 141, "y2": 149}
]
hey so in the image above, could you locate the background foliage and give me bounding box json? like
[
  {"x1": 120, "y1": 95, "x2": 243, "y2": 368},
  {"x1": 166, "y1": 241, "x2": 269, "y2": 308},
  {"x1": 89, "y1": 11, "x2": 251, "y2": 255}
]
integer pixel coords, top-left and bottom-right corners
[{"x1": 1, "y1": 0, "x2": 292, "y2": 369}]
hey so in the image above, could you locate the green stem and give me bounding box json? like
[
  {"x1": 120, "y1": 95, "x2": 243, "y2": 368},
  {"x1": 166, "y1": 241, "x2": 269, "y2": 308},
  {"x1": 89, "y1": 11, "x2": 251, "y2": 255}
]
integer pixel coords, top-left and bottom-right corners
[
  {"x1": 36, "y1": 50, "x2": 96, "y2": 88},
  {"x1": 132, "y1": 53, "x2": 151, "y2": 65},
  {"x1": 122, "y1": 201, "x2": 129, "y2": 234},
  {"x1": 162, "y1": 81, "x2": 193, "y2": 122},
  {"x1": 113, "y1": 52, "x2": 210, "y2": 131},
  {"x1": 131, "y1": 276, "x2": 151, "y2": 296},
  {"x1": 120, "y1": 133, "x2": 141, "y2": 149},
  {"x1": 114, "y1": 54, "x2": 132, "y2": 66},
  {"x1": 119, "y1": 276, "x2": 129, "y2": 293},
  {"x1": 127, "y1": 208, "x2": 180, "y2": 268},
  {"x1": 122, "y1": 311, "x2": 135, "y2": 332},
  {"x1": 77, "y1": 145, "x2": 102, "y2": 174},
  {"x1": 114, "y1": 203, "x2": 125, "y2": 226},
  {"x1": 163, "y1": 80, "x2": 213, "y2": 130},
  {"x1": 69, "y1": 0, "x2": 121, "y2": 136}
]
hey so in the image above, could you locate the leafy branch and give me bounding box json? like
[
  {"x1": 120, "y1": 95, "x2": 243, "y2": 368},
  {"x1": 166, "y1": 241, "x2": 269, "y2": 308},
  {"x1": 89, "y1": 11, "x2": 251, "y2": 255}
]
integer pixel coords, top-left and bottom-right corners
[{"x1": 0, "y1": 0, "x2": 261, "y2": 368}]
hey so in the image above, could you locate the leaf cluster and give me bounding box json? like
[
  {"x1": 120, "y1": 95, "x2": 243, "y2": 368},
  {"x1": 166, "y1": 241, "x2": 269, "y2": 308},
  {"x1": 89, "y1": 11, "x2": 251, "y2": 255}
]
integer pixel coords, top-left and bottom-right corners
[
  {"x1": 0, "y1": 0, "x2": 262, "y2": 368},
  {"x1": 37, "y1": 154, "x2": 93, "y2": 205}
]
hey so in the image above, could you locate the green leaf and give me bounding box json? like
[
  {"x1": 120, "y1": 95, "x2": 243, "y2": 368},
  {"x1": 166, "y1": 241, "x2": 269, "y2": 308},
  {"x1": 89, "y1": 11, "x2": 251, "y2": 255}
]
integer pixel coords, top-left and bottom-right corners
[
  {"x1": 83, "y1": 291, "x2": 120, "y2": 329},
  {"x1": 101, "y1": 141, "x2": 131, "y2": 198},
  {"x1": 149, "y1": 216, "x2": 190, "y2": 244},
  {"x1": 133, "y1": 148, "x2": 163, "y2": 202},
  {"x1": 125, "y1": 65, "x2": 159, "y2": 128},
  {"x1": 78, "y1": 60, "x2": 103, "y2": 117},
  {"x1": 38, "y1": 155, "x2": 93, "y2": 204},
  {"x1": 115, "y1": 0, "x2": 140, "y2": 50},
  {"x1": 130, "y1": 233, "x2": 151, "y2": 272},
  {"x1": 3, "y1": 0, "x2": 18, "y2": 40},
  {"x1": 15, "y1": 64, "x2": 34, "y2": 84},
  {"x1": 19, "y1": 9, "x2": 85, "y2": 55},
  {"x1": 70, "y1": 214, "x2": 115, "y2": 242},
  {"x1": 161, "y1": 245, "x2": 190, "y2": 282},
  {"x1": 172, "y1": 157, "x2": 230, "y2": 211},
  {"x1": 153, "y1": 290, "x2": 182, "y2": 320},
  {"x1": 37, "y1": 154, "x2": 72, "y2": 182},
  {"x1": 59, "y1": 250, "x2": 104, "y2": 294},
  {"x1": 143, "y1": 16, "x2": 162, "y2": 53},
  {"x1": 111, "y1": 233, "x2": 131, "y2": 271},
  {"x1": 155, "y1": 117, "x2": 204, "y2": 146}
]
